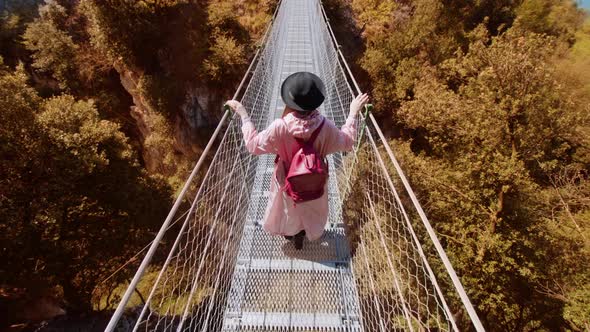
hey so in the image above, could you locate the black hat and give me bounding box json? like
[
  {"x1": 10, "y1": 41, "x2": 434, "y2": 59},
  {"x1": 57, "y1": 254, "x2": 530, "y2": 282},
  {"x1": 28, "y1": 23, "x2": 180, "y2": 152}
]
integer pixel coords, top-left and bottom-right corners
[{"x1": 281, "y1": 72, "x2": 326, "y2": 112}]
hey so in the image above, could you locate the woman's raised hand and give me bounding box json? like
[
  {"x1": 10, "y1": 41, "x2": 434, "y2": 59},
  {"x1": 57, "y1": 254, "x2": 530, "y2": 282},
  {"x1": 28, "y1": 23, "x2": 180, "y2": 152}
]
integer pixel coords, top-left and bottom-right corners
[
  {"x1": 350, "y1": 93, "x2": 370, "y2": 117},
  {"x1": 225, "y1": 100, "x2": 249, "y2": 120}
]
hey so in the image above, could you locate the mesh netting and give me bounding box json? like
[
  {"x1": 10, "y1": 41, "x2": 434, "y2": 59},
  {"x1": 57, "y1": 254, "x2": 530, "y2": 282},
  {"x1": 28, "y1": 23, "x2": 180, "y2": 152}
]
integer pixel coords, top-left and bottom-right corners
[
  {"x1": 342, "y1": 139, "x2": 457, "y2": 331},
  {"x1": 107, "y1": 0, "x2": 481, "y2": 330}
]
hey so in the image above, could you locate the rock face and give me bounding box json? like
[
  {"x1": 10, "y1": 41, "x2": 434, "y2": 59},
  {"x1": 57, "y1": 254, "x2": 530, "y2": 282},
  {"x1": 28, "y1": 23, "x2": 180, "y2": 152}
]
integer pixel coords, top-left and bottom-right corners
[
  {"x1": 174, "y1": 87, "x2": 217, "y2": 156},
  {"x1": 113, "y1": 60, "x2": 218, "y2": 175}
]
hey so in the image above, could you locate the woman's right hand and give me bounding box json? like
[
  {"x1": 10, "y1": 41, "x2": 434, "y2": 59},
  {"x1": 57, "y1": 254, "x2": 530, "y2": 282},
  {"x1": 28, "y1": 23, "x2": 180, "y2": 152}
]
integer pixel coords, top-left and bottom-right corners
[
  {"x1": 350, "y1": 93, "x2": 370, "y2": 117},
  {"x1": 225, "y1": 100, "x2": 249, "y2": 119}
]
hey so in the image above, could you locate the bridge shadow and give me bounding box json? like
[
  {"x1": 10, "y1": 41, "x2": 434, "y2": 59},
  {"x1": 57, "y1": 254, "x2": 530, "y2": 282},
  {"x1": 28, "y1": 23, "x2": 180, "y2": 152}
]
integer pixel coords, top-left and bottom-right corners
[{"x1": 279, "y1": 230, "x2": 351, "y2": 267}]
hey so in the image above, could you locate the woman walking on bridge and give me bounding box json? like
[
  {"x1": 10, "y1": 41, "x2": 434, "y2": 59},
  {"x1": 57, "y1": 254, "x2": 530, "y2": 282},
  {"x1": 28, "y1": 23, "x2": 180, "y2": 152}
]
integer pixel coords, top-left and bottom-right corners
[{"x1": 226, "y1": 72, "x2": 369, "y2": 250}]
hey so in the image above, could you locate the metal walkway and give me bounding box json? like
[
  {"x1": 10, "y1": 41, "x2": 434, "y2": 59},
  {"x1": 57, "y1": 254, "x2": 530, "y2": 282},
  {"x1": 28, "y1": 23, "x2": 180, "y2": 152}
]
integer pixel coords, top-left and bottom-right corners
[
  {"x1": 105, "y1": 0, "x2": 486, "y2": 331},
  {"x1": 221, "y1": 0, "x2": 361, "y2": 329}
]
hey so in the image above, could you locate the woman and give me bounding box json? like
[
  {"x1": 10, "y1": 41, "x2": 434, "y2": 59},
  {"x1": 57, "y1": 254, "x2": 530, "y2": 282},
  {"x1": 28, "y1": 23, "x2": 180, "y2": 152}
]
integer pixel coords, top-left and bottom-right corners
[{"x1": 226, "y1": 72, "x2": 369, "y2": 250}]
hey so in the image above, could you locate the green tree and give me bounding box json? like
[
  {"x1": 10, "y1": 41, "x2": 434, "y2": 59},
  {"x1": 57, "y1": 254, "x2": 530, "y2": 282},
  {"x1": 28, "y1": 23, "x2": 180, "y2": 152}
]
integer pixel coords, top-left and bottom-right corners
[
  {"x1": 202, "y1": 31, "x2": 247, "y2": 82},
  {"x1": 350, "y1": 0, "x2": 512, "y2": 115},
  {"x1": 23, "y1": 1, "x2": 79, "y2": 90},
  {"x1": 393, "y1": 26, "x2": 590, "y2": 330},
  {"x1": 0, "y1": 64, "x2": 172, "y2": 314},
  {"x1": 80, "y1": 0, "x2": 212, "y2": 121},
  {"x1": 516, "y1": 0, "x2": 584, "y2": 43},
  {"x1": 0, "y1": 0, "x2": 40, "y2": 66},
  {"x1": 0, "y1": 0, "x2": 278, "y2": 320}
]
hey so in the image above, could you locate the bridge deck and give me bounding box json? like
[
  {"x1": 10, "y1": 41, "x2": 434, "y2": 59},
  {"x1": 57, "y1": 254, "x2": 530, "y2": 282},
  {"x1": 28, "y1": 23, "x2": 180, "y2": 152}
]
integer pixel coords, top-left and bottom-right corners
[{"x1": 222, "y1": 0, "x2": 362, "y2": 330}]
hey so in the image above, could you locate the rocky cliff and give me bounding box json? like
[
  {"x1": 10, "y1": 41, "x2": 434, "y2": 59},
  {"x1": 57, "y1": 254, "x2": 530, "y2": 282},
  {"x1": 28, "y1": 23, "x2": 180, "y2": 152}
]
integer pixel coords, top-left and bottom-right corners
[{"x1": 114, "y1": 60, "x2": 219, "y2": 176}]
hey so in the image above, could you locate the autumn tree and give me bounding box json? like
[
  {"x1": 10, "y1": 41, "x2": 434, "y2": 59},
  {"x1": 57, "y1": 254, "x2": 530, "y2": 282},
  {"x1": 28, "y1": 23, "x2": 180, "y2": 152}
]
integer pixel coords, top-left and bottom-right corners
[{"x1": 391, "y1": 26, "x2": 589, "y2": 331}]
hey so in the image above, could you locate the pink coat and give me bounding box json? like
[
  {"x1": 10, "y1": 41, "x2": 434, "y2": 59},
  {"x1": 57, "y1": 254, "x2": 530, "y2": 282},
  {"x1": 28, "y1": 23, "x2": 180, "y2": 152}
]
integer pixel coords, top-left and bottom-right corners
[{"x1": 241, "y1": 110, "x2": 357, "y2": 241}]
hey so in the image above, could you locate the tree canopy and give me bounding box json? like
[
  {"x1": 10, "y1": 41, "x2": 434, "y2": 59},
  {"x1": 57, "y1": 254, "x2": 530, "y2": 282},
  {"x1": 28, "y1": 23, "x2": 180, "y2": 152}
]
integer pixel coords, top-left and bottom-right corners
[
  {"x1": 0, "y1": 62, "x2": 172, "y2": 315},
  {"x1": 2, "y1": 0, "x2": 588, "y2": 330}
]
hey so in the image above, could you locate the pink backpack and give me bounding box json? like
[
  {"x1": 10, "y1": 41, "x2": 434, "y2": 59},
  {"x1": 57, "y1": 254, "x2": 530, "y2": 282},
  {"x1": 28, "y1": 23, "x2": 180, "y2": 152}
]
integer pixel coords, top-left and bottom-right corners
[{"x1": 279, "y1": 119, "x2": 328, "y2": 203}]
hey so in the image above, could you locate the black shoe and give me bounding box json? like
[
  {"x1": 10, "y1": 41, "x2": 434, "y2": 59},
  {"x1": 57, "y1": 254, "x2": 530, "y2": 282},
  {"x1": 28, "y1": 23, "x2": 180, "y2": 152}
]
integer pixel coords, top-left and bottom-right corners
[
  {"x1": 284, "y1": 235, "x2": 293, "y2": 240},
  {"x1": 293, "y1": 230, "x2": 306, "y2": 250}
]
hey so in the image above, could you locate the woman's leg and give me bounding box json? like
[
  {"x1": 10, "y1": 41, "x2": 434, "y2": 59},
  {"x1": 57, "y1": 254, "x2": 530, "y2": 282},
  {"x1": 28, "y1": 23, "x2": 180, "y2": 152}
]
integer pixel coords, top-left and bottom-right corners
[{"x1": 293, "y1": 230, "x2": 306, "y2": 250}]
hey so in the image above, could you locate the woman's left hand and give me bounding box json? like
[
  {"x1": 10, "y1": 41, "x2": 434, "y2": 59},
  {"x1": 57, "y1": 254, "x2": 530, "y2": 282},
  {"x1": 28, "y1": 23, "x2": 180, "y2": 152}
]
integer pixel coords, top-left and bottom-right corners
[{"x1": 350, "y1": 93, "x2": 370, "y2": 117}]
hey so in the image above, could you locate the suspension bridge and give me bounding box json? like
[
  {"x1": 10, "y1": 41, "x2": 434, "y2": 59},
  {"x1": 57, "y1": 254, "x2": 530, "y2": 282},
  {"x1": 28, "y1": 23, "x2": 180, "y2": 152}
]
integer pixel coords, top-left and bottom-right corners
[{"x1": 105, "y1": 0, "x2": 485, "y2": 330}]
